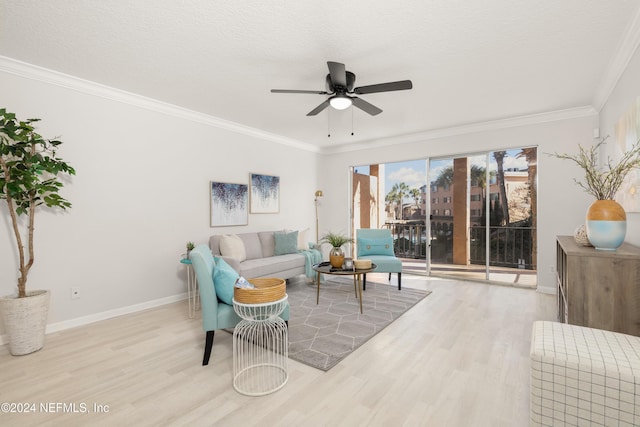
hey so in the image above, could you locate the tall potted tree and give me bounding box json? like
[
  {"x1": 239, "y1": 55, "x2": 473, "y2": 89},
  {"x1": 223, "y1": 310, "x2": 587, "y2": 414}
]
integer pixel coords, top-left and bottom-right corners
[{"x1": 0, "y1": 108, "x2": 75, "y2": 355}]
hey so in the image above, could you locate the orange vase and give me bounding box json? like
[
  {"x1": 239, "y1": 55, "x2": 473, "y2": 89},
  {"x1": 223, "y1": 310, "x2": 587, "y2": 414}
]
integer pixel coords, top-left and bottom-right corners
[
  {"x1": 329, "y1": 246, "x2": 345, "y2": 268},
  {"x1": 585, "y1": 200, "x2": 626, "y2": 250}
]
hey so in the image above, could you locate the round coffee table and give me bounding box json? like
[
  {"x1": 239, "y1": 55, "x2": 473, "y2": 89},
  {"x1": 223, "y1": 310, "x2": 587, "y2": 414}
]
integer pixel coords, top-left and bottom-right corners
[{"x1": 312, "y1": 262, "x2": 377, "y2": 313}]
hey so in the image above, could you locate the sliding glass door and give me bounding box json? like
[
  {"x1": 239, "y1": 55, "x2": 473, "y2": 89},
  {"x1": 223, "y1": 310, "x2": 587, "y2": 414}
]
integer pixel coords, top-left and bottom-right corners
[
  {"x1": 427, "y1": 158, "x2": 454, "y2": 275},
  {"x1": 429, "y1": 148, "x2": 537, "y2": 286},
  {"x1": 350, "y1": 147, "x2": 536, "y2": 287}
]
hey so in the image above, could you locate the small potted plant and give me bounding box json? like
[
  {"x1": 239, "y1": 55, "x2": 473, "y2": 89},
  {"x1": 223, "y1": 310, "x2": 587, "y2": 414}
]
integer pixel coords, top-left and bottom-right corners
[
  {"x1": 320, "y1": 232, "x2": 353, "y2": 268},
  {"x1": 186, "y1": 241, "x2": 195, "y2": 259},
  {"x1": 0, "y1": 108, "x2": 75, "y2": 355},
  {"x1": 551, "y1": 138, "x2": 640, "y2": 250}
]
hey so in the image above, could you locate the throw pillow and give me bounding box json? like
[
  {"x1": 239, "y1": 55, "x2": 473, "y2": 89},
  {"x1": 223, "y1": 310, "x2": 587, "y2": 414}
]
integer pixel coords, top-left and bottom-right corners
[
  {"x1": 357, "y1": 237, "x2": 395, "y2": 257},
  {"x1": 297, "y1": 228, "x2": 310, "y2": 250},
  {"x1": 213, "y1": 257, "x2": 239, "y2": 305},
  {"x1": 238, "y1": 233, "x2": 262, "y2": 260},
  {"x1": 258, "y1": 231, "x2": 276, "y2": 257},
  {"x1": 274, "y1": 230, "x2": 298, "y2": 255},
  {"x1": 219, "y1": 234, "x2": 247, "y2": 262}
]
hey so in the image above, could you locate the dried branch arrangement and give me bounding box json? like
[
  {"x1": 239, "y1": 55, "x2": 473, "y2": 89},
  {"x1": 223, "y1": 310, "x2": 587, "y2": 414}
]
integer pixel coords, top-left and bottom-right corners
[{"x1": 550, "y1": 138, "x2": 640, "y2": 200}]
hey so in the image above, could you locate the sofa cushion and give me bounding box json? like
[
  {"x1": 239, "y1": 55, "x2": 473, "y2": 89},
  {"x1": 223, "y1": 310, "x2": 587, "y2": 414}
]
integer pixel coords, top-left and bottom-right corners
[
  {"x1": 239, "y1": 254, "x2": 305, "y2": 278},
  {"x1": 219, "y1": 234, "x2": 247, "y2": 262},
  {"x1": 258, "y1": 232, "x2": 276, "y2": 258},
  {"x1": 209, "y1": 235, "x2": 222, "y2": 256},
  {"x1": 238, "y1": 233, "x2": 263, "y2": 260},
  {"x1": 274, "y1": 230, "x2": 298, "y2": 255},
  {"x1": 357, "y1": 255, "x2": 402, "y2": 273},
  {"x1": 357, "y1": 237, "x2": 395, "y2": 257},
  {"x1": 286, "y1": 228, "x2": 311, "y2": 250},
  {"x1": 297, "y1": 228, "x2": 310, "y2": 250},
  {"x1": 213, "y1": 257, "x2": 239, "y2": 305}
]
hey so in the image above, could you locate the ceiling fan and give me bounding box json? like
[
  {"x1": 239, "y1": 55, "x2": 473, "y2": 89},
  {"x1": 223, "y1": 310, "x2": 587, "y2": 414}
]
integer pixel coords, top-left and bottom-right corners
[{"x1": 271, "y1": 61, "x2": 412, "y2": 116}]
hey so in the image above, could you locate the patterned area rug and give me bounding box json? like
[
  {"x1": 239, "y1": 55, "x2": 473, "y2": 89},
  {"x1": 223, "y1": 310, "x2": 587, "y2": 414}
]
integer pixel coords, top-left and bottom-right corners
[{"x1": 286, "y1": 276, "x2": 431, "y2": 371}]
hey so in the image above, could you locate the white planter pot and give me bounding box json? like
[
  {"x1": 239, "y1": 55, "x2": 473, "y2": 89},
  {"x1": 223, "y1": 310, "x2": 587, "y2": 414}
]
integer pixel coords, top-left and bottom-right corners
[{"x1": 0, "y1": 290, "x2": 50, "y2": 355}]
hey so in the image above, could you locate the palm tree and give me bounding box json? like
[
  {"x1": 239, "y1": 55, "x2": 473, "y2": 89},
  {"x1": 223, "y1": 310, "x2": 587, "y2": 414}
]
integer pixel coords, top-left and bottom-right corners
[
  {"x1": 408, "y1": 187, "x2": 422, "y2": 218},
  {"x1": 470, "y1": 164, "x2": 487, "y2": 191},
  {"x1": 493, "y1": 151, "x2": 510, "y2": 225},
  {"x1": 385, "y1": 187, "x2": 399, "y2": 219},
  {"x1": 387, "y1": 182, "x2": 410, "y2": 220},
  {"x1": 517, "y1": 147, "x2": 537, "y2": 267},
  {"x1": 435, "y1": 166, "x2": 453, "y2": 188},
  {"x1": 409, "y1": 187, "x2": 421, "y2": 205}
]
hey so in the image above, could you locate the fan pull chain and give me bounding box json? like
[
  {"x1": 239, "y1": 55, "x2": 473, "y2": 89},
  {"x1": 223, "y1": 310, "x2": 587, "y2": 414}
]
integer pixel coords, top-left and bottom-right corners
[
  {"x1": 327, "y1": 108, "x2": 331, "y2": 138},
  {"x1": 351, "y1": 106, "x2": 354, "y2": 136}
]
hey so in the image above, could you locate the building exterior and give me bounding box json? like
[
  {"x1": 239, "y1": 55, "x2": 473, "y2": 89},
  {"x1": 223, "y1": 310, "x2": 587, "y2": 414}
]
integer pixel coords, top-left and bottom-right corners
[{"x1": 430, "y1": 169, "x2": 530, "y2": 232}]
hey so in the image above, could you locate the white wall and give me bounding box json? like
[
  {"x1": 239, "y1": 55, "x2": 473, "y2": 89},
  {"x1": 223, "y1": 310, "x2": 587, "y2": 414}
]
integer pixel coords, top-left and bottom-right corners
[
  {"x1": 0, "y1": 68, "x2": 319, "y2": 333},
  {"x1": 318, "y1": 115, "x2": 598, "y2": 293},
  {"x1": 3, "y1": 46, "x2": 637, "y2": 334},
  {"x1": 598, "y1": 44, "x2": 640, "y2": 246}
]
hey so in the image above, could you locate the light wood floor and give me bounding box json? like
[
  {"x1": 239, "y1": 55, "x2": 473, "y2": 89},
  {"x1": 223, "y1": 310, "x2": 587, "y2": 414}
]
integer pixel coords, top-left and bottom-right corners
[{"x1": 0, "y1": 274, "x2": 555, "y2": 426}]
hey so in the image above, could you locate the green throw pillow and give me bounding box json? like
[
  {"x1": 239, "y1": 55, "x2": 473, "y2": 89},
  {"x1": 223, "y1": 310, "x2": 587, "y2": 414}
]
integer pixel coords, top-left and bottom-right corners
[
  {"x1": 357, "y1": 237, "x2": 395, "y2": 257},
  {"x1": 213, "y1": 257, "x2": 239, "y2": 305},
  {"x1": 274, "y1": 230, "x2": 299, "y2": 255}
]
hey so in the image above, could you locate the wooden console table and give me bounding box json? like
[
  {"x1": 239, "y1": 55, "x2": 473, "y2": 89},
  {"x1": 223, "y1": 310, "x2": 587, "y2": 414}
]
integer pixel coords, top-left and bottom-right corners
[{"x1": 556, "y1": 235, "x2": 640, "y2": 336}]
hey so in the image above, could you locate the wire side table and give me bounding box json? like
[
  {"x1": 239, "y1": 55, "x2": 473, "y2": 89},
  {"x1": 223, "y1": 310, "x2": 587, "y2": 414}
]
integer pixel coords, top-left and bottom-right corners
[
  {"x1": 180, "y1": 258, "x2": 199, "y2": 318},
  {"x1": 232, "y1": 296, "x2": 288, "y2": 396}
]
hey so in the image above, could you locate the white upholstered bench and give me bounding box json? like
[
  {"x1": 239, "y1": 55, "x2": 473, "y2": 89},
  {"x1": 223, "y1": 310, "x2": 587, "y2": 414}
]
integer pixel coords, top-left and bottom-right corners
[{"x1": 530, "y1": 321, "x2": 640, "y2": 426}]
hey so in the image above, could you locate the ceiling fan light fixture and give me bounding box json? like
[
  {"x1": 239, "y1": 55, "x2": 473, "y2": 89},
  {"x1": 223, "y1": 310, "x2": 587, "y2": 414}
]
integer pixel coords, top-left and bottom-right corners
[
  {"x1": 329, "y1": 95, "x2": 352, "y2": 110},
  {"x1": 271, "y1": 61, "x2": 412, "y2": 117}
]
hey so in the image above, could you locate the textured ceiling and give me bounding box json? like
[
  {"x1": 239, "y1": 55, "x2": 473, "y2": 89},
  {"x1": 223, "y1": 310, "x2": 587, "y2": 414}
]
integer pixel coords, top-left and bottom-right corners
[{"x1": 1, "y1": 0, "x2": 640, "y2": 150}]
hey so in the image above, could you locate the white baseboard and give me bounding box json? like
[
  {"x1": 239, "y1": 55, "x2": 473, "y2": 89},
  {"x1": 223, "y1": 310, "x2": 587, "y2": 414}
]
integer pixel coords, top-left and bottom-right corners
[
  {"x1": 536, "y1": 286, "x2": 557, "y2": 295},
  {"x1": 0, "y1": 293, "x2": 188, "y2": 346}
]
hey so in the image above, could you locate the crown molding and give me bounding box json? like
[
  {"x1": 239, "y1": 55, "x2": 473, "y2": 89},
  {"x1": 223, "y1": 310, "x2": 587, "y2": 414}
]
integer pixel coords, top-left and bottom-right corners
[
  {"x1": 322, "y1": 106, "x2": 598, "y2": 154},
  {"x1": 592, "y1": 6, "x2": 640, "y2": 112},
  {"x1": 0, "y1": 56, "x2": 320, "y2": 153},
  {"x1": 0, "y1": 55, "x2": 600, "y2": 156}
]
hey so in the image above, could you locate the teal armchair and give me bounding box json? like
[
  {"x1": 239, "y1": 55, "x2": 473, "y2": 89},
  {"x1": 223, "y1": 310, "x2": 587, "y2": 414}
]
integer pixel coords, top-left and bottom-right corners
[
  {"x1": 356, "y1": 229, "x2": 402, "y2": 290},
  {"x1": 190, "y1": 244, "x2": 241, "y2": 365},
  {"x1": 190, "y1": 244, "x2": 291, "y2": 366}
]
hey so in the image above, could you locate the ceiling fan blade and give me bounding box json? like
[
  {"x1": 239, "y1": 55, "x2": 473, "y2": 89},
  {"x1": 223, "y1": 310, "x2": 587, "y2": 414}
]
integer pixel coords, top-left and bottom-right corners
[
  {"x1": 351, "y1": 97, "x2": 382, "y2": 116},
  {"x1": 327, "y1": 61, "x2": 347, "y2": 88},
  {"x1": 307, "y1": 100, "x2": 330, "y2": 116},
  {"x1": 353, "y1": 80, "x2": 413, "y2": 95},
  {"x1": 271, "y1": 89, "x2": 328, "y2": 94}
]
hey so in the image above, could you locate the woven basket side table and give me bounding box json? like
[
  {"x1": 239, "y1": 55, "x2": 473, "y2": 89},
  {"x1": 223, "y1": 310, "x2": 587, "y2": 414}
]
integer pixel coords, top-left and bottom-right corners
[{"x1": 232, "y1": 295, "x2": 288, "y2": 396}]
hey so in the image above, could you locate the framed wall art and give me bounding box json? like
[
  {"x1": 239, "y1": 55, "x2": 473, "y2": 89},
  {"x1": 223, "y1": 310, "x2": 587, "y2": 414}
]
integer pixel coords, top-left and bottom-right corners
[
  {"x1": 614, "y1": 96, "x2": 640, "y2": 212},
  {"x1": 210, "y1": 181, "x2": 248, "y2": 227},
  {"x1": 250, "y1": 173, "x2": 280, "y2": 213}
]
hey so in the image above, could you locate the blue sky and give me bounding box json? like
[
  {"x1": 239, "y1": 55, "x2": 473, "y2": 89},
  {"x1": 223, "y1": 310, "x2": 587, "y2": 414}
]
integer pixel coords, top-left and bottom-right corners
[
  {"x1": 385, "y1": 159, "x2": 427, "y2": 192},
  {"x1": 355, "y1": 149, "x2": 529, "y2": 201}
]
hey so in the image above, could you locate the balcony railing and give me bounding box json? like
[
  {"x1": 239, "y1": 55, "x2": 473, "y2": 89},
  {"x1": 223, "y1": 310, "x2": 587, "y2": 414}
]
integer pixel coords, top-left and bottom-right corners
[
  {"x1": 469, "y1": 226, "x2": 536, "y2": 270},
  {"x1": 384, "y1": 221, "x2": 428, "y2": 259},
  {"x1": 383, "y1": 222, "x2": 536, "y2": 270}
]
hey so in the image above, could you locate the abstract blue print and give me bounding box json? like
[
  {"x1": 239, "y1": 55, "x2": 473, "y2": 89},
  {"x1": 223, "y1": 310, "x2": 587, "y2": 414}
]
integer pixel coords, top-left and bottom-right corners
[
  {"x1": 250, "y1": 173, "x2": 279, "y2": 213},
  {"x1": 210, "y1": 182, "x2": 248, "y2": 226}
]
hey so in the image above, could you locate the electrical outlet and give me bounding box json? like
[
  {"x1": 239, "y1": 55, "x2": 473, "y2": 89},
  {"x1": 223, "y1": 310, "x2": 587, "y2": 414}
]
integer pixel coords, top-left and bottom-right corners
[{"x1": 71, "y1": 287, "x2": 80, "y2": 299}]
